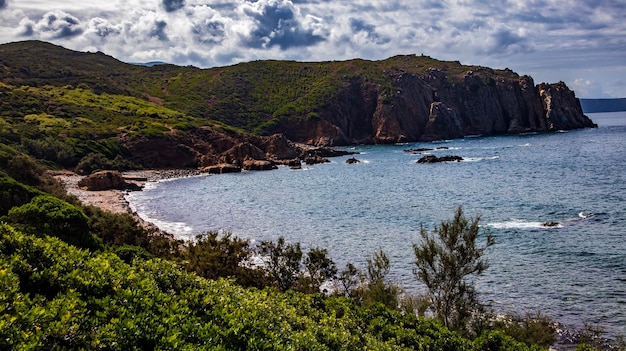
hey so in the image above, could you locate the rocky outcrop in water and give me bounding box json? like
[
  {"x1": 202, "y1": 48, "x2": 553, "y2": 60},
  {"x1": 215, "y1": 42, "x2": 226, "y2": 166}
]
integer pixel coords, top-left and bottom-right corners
[{"x1": 417, "y1": 155, "x2": 463, "y2": 163}]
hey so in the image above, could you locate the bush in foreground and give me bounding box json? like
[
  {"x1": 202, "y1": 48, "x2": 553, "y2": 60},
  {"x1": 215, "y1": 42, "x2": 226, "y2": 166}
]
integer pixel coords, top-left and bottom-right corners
[{"x1": 0, "y1": 223, "x2": 545, "y2": 350}]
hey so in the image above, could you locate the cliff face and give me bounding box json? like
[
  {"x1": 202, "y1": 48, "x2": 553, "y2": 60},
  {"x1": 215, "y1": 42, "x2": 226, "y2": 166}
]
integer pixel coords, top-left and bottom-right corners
[{"x1": 284, "y1": 69, "x2": 596, "y2": 145}]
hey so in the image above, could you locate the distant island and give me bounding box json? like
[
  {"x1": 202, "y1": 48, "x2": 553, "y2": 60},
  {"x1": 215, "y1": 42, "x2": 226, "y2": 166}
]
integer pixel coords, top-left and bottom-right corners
[{"x1": 579, "y1": 98, "x2": 626, "y2": 113}]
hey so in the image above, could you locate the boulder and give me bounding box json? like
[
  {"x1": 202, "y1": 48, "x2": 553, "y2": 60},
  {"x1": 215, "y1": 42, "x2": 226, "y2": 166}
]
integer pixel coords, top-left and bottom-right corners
[
  {"x1": 304, "y1": 155, "x2": 330, "y2": 165},
  {"x1": 417, "y1": 155, "x2": 463, "y2": 163},
  {"x1": 346, "y1": 157, "x2": 360, "y2": 164},
  {"x1": 201, "y1": 164, "x2": 241, "y2": 174},
  {"x1": 262, "y1": 133, "x2": 300, "y2": 160},
  {"x1": 222, "y1": 142, "x2": 267, "y2": 166},
  {"x1": 78, "y1": 170, "x2": 141, "y2": 191},
  {"x1": 242, "y1": 159, "x2": 276, "y2": 171}
]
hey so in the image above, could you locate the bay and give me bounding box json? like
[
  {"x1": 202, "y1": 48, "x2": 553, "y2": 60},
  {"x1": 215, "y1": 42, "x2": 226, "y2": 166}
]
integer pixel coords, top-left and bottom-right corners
[{"x1": 127, "y1": 112, "x2": 626, "y2": 337}]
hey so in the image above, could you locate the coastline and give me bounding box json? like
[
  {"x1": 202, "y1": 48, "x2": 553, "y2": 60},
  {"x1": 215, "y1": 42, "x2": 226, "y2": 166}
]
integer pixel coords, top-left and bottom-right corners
[{"x1": 52, "y1": 169, "x2": 201, "y2": 217}]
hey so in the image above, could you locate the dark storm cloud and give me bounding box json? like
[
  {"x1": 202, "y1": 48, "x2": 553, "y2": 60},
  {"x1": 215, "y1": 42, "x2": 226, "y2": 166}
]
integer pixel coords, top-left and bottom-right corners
[
  {"x1": 34, "y1": 11, "x2": 84, "y2": 39},
  {"x1": 0, "y1": 0, "x2": 7, "y2": 10},
  {"x1": 487, "y1": 27, "x2": 530, "y2": 54},
  {"x1": 162, "y1": 0, "x2": 185, "y2": 12},
  {"x1": 150, "y1": 20, "x2": 169, "y2": 41},
  {"x1": 241, "y1": 0, "x2": 325, "y2": 49},
  {"x1": 192, "y1": 20, "x2": 225, "y2": 44},
  {"x1": 350, "y1": 18, "x2": 389, "y2": 44}
]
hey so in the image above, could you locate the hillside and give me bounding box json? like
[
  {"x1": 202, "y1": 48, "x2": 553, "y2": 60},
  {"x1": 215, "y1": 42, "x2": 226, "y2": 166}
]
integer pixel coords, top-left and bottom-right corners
[{"x1": 0, "y1": 40, "x2": 595, "y2": 170}]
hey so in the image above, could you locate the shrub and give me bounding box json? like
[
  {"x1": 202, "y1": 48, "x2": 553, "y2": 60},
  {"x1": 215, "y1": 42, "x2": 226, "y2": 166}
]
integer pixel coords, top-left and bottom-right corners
[
  {"x1": 0, "y1": 171, "x2": 43, "y2": 216},
  {"x1": 184, "y1": 231, "x2": 265, "y2": 286},
  {"x1": 357, "y1": 249, "x2": 401, "y2": 309},
  {"x1": 6, "y1": 194, "x2": 101, "y2": 250},
  {"x1": 74, "y1": 152, "x2": 139, "y2": 175},
  {"x1": 413, "y1": 206, "x2": 494, "y2": 334}
]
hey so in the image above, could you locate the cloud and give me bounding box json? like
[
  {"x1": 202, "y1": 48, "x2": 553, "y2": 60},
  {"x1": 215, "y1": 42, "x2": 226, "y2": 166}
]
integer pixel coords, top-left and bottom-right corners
[
  {"x1": 349, "y1": 18, "x2": 389, "y2": 45},
  {"x1": 237, "y1": 0, "x2": 326, "y2": 49},
  {"x1": 86, "y1": 17, "x2": 121, "y2": 38},
  {"x1": 0, "y1": 0, "x2": 625, "y2": 96},
  {"x1": 25, "y1": 10, "x2": 84, "y2": 39},
  {"x1": 163, "y1": 0, "x2": 185, "y2": 13},
  {"x1": 484, "y1": 25, "x2": 531, "y2": 55}
]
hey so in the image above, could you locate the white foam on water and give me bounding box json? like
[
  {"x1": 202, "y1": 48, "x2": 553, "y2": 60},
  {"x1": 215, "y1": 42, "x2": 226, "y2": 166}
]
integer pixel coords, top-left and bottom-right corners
[
  {"x1": 462, "y1": 155, "x2": 500, "y2": 162},
  {"x1": 487, "y1": 219, "x2": 563, "y2": 229}
]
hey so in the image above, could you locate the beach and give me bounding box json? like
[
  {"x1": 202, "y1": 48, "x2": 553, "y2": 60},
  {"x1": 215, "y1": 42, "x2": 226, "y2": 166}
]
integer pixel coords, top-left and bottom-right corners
[{"x1": 51, "y1": 169, "x2": 201, "y2": 215}]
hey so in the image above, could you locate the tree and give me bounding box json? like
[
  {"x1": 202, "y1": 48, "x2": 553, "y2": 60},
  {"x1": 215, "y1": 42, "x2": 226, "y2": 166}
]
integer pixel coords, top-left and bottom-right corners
[
  {"x1": 412, "y1": 206, "x2": 494, "y2": 333},
  {"x1": 299, "y1": 247, "x2": 337, "y2": 293},
  {"x1": 185, "y1": 231, "x2": 261, "y2": 286},
  {"x1": 258, "y1": 237, "x2": 303, "y2": 292},
  {"x1": 359, "y1": 249, "x2": 401, "y2": 309}
]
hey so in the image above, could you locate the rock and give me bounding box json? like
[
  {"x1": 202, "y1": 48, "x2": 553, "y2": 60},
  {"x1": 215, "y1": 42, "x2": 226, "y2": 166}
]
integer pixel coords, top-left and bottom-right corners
[
  {"x1": 242, "y1": 159, "x2": 276, "y2": 171},
  {"x1": 264, "y1": 66, "x2": 596, "y2": 145},
  {"x1": 200, "y1": 164, "x2": 241, "y2": 174},
  {"x1": 404, "y1": 146, "x2": 448, "y2": 154},
  {"x1": 222, "y1": 142, "x2": 267, "y2": 166},
  {"x1": 538, "y1": 81, "x2": 598, "y2": 131},
  {"x1": 346, "y1": 157, "x2": 360, "y2": 164},
  {"x1": 78, "y1": 170, "x2": 141, "y2": 191},
  {"x1": 261, "y1": 133, "x2": 300, "y2": 160},
  {"x1": 417, "y1": 155, "x2": 463, "y2": 163},
  {"x1": 304, "y1": 155, "x2": 330, "y2": 165},
  {"x1": 303, "y1": 147, "x2": 358, "y2": 158}
]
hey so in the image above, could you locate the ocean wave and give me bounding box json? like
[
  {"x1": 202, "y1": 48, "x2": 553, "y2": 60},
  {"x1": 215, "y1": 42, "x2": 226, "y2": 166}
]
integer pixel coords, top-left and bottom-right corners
[
  {"x1": 487, "y1": 219, "x2": 563, "y2": 229},
  {"x1": 462, "y1": 156, "x2": 501, "y2": 162}
]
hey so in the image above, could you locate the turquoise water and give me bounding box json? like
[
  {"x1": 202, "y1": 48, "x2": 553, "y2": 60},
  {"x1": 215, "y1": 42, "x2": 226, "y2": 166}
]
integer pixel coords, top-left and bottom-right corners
[{"x1": 127, "y1": 112, "x2": 626, "y2": 337}]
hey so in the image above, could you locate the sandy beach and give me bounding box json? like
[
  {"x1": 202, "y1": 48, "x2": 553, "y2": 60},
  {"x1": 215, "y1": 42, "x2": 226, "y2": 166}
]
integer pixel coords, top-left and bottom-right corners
[{"x1": 51, "y1": 169, "x2": 201, "y2": 215}]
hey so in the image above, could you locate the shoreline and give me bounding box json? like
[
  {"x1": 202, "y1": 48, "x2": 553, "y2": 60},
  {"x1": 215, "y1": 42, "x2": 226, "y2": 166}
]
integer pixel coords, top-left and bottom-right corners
[{"x1": 52, "y1": 169, "x2": 202, "y2": 216}]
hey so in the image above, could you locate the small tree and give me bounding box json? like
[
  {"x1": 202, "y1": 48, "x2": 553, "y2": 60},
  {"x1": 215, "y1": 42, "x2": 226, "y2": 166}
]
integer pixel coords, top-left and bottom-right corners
[
  {"x1": 185, "y1": 232, "x2": 253, "y2": 283},
  {"x1": 299, "y1": 247, "x2": 337, "y2": 293},
  {"x1": 360, "y1": 249, "x2": 401, "y2": 309},
  {"x1": 413, "y1": 206, "x2": 494, "y2": 333},
  {"x1": 257, "y1": 237, "x2": 303, "y2": 292}
]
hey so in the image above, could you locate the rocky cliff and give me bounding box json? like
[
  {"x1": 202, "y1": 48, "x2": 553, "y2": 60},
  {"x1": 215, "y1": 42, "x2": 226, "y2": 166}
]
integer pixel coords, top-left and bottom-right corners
[{"x1": 277, "y1": 67, "x2": 596, "y2": 145}]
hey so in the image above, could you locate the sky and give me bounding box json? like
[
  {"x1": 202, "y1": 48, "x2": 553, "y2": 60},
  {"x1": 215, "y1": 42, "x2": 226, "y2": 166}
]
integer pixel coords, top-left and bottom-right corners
[{"x1": 1, "y1": 0, "x2": 625, "y2": 98}]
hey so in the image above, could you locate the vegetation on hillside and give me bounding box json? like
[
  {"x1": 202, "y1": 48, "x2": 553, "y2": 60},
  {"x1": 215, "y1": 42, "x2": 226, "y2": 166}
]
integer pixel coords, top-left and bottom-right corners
[{"x1": 1, "y1": 40, "x2": 523, "y2": 145}]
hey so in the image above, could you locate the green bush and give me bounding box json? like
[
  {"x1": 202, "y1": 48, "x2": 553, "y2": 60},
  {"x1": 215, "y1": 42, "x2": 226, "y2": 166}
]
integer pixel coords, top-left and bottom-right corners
[
  {"x1": 75, "y1": 152, "x2": 139, "y2": 175},
  {"x1": 0, "y1": 170, "x2": 43, "y2": 216},
  {"x1": 185, "y1": 231, "x2": 265, "y2": 287},
  {"x1": 5, "y1": 194, "x2": 101, "y2": 250}
]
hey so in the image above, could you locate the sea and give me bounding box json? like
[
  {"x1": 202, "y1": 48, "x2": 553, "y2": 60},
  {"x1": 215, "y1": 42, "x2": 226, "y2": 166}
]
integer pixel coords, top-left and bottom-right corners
[{"x1": 127, "y1": 112, "x2": 626, "y2": 339}]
